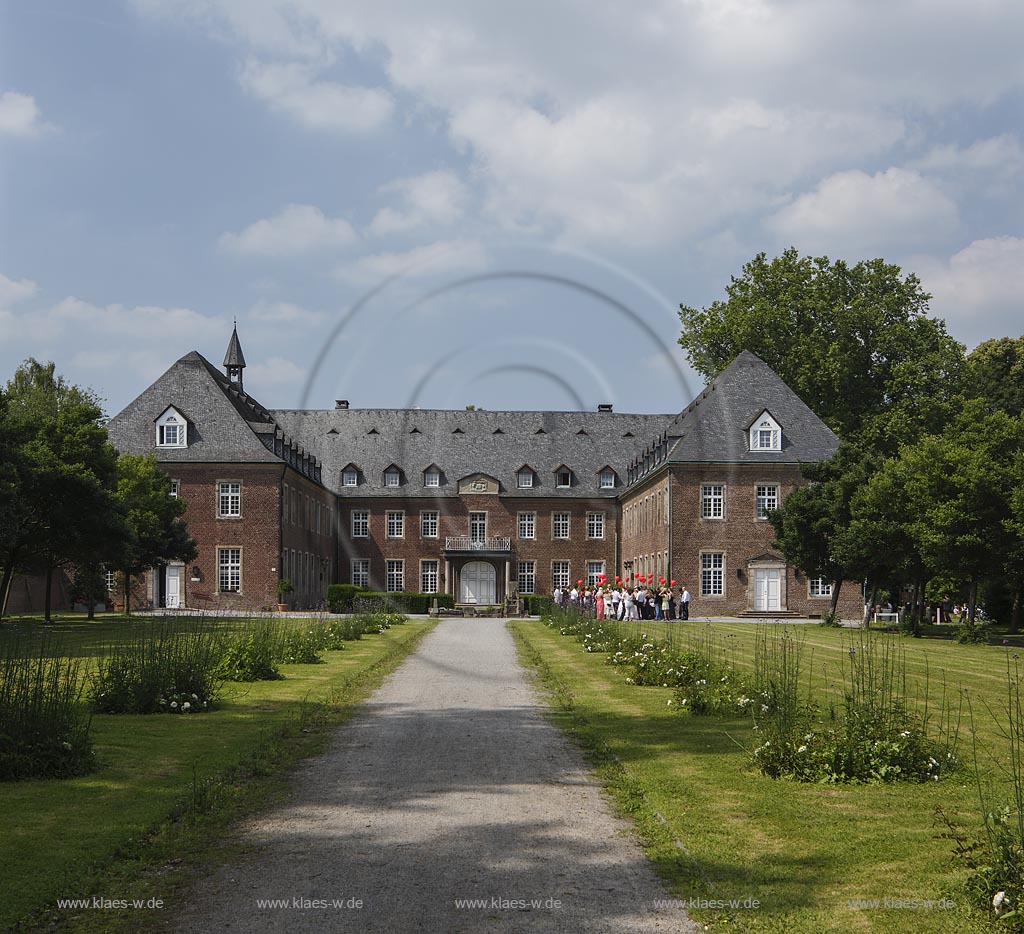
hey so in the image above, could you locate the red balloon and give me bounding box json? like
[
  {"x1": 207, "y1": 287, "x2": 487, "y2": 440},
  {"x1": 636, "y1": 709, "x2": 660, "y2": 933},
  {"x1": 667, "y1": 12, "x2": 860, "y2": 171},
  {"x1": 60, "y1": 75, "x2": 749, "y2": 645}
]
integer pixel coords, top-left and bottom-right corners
[
  {"x1": 670, "y1": 580, "x2": 677, "y2": 586},
  {"x1": 577, "y1": 579, "x2": 583, "y2": 586}
]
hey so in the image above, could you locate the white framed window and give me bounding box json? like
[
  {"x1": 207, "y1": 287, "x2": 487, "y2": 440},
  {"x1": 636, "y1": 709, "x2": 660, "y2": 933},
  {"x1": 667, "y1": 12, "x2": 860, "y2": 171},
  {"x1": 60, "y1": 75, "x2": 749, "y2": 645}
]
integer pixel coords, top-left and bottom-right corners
[
  {"x1": 701, "y1": 552, "x2": 724, "y2": 597},
  {"x1": 384, "y1": 466, "x2": 401, "y2": 487},
  {"x1": 586, "y1": 512, "x2": 604, "y2": 539},
  {"x1": 517, "y1": 468, "x2": 534, "y2": 488},
  {"x1": 701, "y1": 484, "x2": 724, "y2": 519},
  {"x1": 756, "y1": 484, "x2": 779, "y2": 520},
  {"x1": 421, "y1": 560, "x2": 439, "y2": 594},
  {"x1": 386, "y1": 559, "x2": 404, "y2": 593},
  {"x1": 104, "y1": 569, "x2": 117, "y2": 592},
  {"x1": 155, "y1": 406, "x2": 187, "y2": 448},
  {"x1": 552, "y1": 560, "x2": 570, "y2": 590},
  {"x1": 552, "y1": 512, "x2": 570, "y2": 539},
  {"x1": 351, "y1": 510, "x2": 369, "y2": 538},
  {"x1": 386, "y1": 511, "x2": 405, "y2": 538},
  {"x1": 352, "y1": 559, "x2": 369, "y2": 588},
  {"x1": 424, "y1": 467, "x2": 441, "y2": 487},
  {"x1": 750, "y1": 412, "x2": 782, "y2": 451},
  {"x1": 218, "y1": 547, "x2": 241, "y2": 593},
  {"x1": 586, "y1": 561, "x2": 605, "y2": 588},
  {"x1": 518, "y1": 560, "x2": 536, "y2": 594},
  {"x1": 809, "y1": 576, "x2": 833, "y2": 597},
  {"x1": 168, "y1": 479, "x2": 180, "y2": 498},
  {"x1": 342, "y1": 467, "x2": 358, "y2": 487},
  {"x1": 518, "y1": 512, "x2": 536, "y2": 539},
  {"x1": 421, "y1": 511, "x2": 439, "y2": 538},
  {"x1": 470, "y1": 512, "x2": 487, "y2": 543},
  {"x1": 556, "y1": 468, "x2": 572, "y2": 488},
  {"x1": 599, "y1": 468, "x2": 616, "y2": 489},
  {"x1": 218, "y1": 481, "x2": 241, "y2": 517}
]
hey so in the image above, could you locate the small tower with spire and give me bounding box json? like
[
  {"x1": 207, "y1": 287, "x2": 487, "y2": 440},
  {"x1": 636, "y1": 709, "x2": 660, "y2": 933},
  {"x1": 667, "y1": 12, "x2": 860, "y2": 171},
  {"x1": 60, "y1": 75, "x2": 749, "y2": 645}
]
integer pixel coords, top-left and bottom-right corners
[{"x1": 223, "y1": 320, "x2": 246, "y2": 389}]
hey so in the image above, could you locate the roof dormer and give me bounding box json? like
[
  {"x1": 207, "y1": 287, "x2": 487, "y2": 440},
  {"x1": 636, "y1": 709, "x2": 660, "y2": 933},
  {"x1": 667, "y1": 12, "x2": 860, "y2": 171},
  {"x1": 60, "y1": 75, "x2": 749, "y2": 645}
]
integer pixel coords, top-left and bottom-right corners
[
  {"x1": 749, "y1": 410, "x2": 782, "y2": 451},
  {"x1": 155, "y1": 405, "x2": 188, "y2": 449}
]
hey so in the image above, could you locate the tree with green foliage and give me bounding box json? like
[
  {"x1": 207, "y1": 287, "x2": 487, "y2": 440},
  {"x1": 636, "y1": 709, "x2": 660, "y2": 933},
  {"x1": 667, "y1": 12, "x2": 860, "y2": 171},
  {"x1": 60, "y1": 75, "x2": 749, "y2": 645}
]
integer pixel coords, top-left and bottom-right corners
[
  {"x1": 965, "y1": 336, "x2": 1024, "y2": 418},
  {"x1": 0, "y1": 360, "x2": 120, "y2": 621},
  {"x1": 678, "y1": 249, "x2": 966, "y2": 454},
  {"x1": 112, "y1": 453, "x2": 196, "y2": 615}
]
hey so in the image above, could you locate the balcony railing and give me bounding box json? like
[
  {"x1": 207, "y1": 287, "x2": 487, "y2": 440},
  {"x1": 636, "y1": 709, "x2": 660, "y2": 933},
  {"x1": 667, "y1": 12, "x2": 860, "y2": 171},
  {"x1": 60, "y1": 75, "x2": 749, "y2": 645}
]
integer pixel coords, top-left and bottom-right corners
[{"x1": 445, "y1": 536, "x2": 512, "y2": 552}]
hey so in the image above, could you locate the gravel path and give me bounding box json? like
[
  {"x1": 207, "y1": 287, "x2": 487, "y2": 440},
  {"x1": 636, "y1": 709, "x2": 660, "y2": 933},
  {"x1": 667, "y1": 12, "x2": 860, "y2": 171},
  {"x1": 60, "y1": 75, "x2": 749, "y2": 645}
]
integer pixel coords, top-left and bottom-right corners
[{"x1": 171, "y1": 618, "x2": 696, "y2": 933}]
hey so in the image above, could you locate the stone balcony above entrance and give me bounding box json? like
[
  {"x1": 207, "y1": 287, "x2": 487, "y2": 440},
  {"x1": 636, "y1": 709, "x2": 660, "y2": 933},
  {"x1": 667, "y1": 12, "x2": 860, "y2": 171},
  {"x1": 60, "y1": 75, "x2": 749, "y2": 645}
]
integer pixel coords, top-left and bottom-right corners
[{"x1": 444, "y1": 536, "x2": 513, "y2": 555}]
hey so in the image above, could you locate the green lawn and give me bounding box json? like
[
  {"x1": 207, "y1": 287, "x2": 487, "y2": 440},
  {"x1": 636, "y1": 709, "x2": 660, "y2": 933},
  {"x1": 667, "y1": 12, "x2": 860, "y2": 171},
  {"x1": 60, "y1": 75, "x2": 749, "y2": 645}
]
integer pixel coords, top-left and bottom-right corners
[
  {"x1": 510, "y1": 617, "x2": 1010, "y2": 933},
  {"x1": 0, "y1": 615, "x2": 435, "y2": 932}
]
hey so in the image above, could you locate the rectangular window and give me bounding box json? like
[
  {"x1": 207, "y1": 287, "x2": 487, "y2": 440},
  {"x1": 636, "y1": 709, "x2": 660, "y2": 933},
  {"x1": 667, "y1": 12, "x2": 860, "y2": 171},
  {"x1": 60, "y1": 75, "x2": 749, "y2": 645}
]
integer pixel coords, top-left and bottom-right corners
[
  {"x1": 556, "y1": 469, "x2": 572, "y2": 488},
  {"x1": 352, "y1": 559, "x2": 369, "y2": 588},
  {"x1": 701, "y1": 484, "x2": 724, "y2": 519},
  {"x1": 701, "y1": 552, "x2": 724, "y2": 596},
  {"x1": 518, "y1": 560, "x2": 536, "y2": 594},
  {"x1": 218, "y1": 481, "x2": 241, "y2": 517},
  {"x1": 157, "y1": 424, "x2": 181, "y2": 446},
  {"x1": 600, "y1": 469, "x2": 615, "y2": 489},
  {"x1": 756, "y1": 484, "x2": 779, "y2": 520},
  {"x1": 351, "y1": 510, "x2": 369, "y2": 538},
  {"x1": 218, "y1": 547, "x2": 241, "y2": 592},
  {"x1": 386, "y1": 511, "x2": 404, "y2": 538},
  {"x1": 517, "y1": 469, "x2": 533, "y2": 488},
  {"x1": 421, "y1": 511, "x2": 439, "y2": 538},
  {"x1": 384, "y1": 468, "x2": 400, "y2": 487},
  {"x1": 343, "y1": 468, "x2": 358, "y2": 486},
  {"x1": 586, "y1": 512, "x2": 604, "y2": 539},
  {"x1": 552, "y1": 512, "x2": 570, "y2": 539},
  {"x1": 421, "y1": 560, "x2": 439, "y2": 594},
  {"x1": 104, "y1": 569, "x2": 117, "y2": 592},
  {"x1": 168, "y1": 479, "x2": 180, "y2": 498},
  {"x1": 551, "y1": 560, "x2": 570, "y2": 590},
  {"x1": 424, "y1": 469, "x2": 440, "y2": 487},
  {"x1": 809, "y1": 576, "x2": 833, "y2": 597},
  {"x1": 586, "y1": 561, "x2": 605, "y2": 588},
  {"x1": 470, "y1": 512, "x2": 487, "y2": 543},
  {"x1": 386, "y1": 559, "x2": 404, "y2": 593},
  {"x1": 518, "y1": 512, "x2": 536, "y2": 539}
]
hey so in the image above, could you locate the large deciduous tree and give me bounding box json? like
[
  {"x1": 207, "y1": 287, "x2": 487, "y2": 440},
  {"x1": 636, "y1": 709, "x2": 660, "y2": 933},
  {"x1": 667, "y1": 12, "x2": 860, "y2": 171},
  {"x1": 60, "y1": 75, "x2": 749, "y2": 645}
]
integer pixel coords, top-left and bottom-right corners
[
  {"x1": 678, "y1": 249, "x2": 966, "y2": 453},
  {"x1": 965, "y1": 336, "x2": 1024, "y2": 418}
]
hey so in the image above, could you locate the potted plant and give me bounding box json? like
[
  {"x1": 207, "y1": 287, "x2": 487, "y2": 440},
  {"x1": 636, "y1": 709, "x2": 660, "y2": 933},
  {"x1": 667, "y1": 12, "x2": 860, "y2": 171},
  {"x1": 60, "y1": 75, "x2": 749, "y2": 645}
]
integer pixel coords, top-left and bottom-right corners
[{"x1": 276, "y1": 579, "x2": 293, "y2": 612}]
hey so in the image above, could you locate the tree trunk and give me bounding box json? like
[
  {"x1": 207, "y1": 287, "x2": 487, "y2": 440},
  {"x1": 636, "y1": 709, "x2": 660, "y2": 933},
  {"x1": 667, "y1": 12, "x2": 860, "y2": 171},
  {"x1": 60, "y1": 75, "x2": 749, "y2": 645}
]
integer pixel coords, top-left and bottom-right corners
[
  {"x1": 829, "y1": 579, "x2": 842, "y2": 618},
  {"x1": 123, "y1": 572, "x2": 131, "y2": 617},
  {"x1": 968, "y1": 578, "x2": 979, "y2": 626},
  {"x1": 0, "y1": 555, "x2": 15, "y2": 620},
  {"x1": 910, "y1": 579, "x2": 920, "y2": 627},
  {"x1": 43, "y1": 558, "x2": 53, "y2": 623},
  {"x1": 863, "y1": 581, "x2": 877, "y2": 629},
  {"x1": 1010, "y1": 586, "x2": 1022, "y2": 635}
]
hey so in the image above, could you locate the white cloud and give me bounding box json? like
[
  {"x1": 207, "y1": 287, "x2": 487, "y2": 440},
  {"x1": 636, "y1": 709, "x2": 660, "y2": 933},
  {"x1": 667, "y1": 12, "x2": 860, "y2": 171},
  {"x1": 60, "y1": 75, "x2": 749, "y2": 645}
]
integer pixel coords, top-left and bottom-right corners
[
  {"x1": 765, "y1": 168, "x2": 959, "y2": 254},
  {"x1": 333, "y1": 239, "x2": 488, "y2": 285},
  {"x1": 0, "y1": 273, "x2": 39, "y2": 306},
  {"x1": 51, "y1": 297, "x2": 224, "y2": 339},
  {"x1": 249, "y1": 300, "x2": 325, "y2": 325},
  {"x1": 913, "y1": 237, "x2": 1024, "y2": 346},
  {"x1": 912, "y1": 134, "x2": 1023, "y2": 175},
  {"x1": 219, "y1": 204, "x2": 357, "y2": 256},
  {"x1": 368, "y1": 171, "x2": 468, "y2": 237},
  {"x1": 245, "y1": 355, "x2": 307, "y2": 386},
  {"x1": 0, "y1": 91, "x2": 52, "y2": 138},
  {"x1": 239, "y1": 60, "x2": 393, "y2": 133}
]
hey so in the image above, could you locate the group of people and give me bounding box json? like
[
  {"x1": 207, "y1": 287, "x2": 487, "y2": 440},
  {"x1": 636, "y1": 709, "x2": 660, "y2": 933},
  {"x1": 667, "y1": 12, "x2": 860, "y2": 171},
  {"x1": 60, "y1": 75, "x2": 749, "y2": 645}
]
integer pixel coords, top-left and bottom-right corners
[{"x1": 553, "y1": 583, "x2": 690, "y2": 621}]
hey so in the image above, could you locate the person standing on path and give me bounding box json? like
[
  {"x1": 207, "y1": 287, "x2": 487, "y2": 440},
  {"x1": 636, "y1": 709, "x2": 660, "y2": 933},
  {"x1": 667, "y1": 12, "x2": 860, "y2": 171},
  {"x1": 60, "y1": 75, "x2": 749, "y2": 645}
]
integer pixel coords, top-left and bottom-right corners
[{"x1": 680, "y1": 585, "x2": 690, "y2": 620}]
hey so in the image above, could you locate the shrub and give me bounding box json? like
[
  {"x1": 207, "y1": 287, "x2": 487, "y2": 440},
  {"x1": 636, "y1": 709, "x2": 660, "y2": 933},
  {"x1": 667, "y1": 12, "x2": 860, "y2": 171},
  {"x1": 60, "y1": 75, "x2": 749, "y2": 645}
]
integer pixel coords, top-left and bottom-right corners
[
  {"x1": 352, "y1": 610, "x2": 409, "y2": 634},
  {"x1": 278, "y1": 624, "x2": 324, "y2": 665},
  {"x1": 216, "y1": 621, "x2": 283, "y2": 682},
  {"x1": 523, "y1": 595, "x2": 554, "y2": 616},
  {"x1": 353, "y1": 592, "x2": 454, "y2": 614},
  {"x1": 0, "y1": 633, "x2": 94, "y2": 781},
  {"x1": 91, "y1": 619, "x2": 226, "y2": 713},
  {"x1": 325, "y1": 584, "x2": 367, "y2": 614}
]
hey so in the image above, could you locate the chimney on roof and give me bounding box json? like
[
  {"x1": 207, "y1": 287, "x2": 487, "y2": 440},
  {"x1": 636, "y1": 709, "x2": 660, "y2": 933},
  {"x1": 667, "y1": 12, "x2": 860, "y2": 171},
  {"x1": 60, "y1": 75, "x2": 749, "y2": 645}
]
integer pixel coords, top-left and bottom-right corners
[
  {"x1": 335, "y1": 400, "x2": 349, "y2": 409},
  {"x1": 597, "y1": 403, "x2": 613, "y2": 413},
  {"x1": 223, "y1": 320, "x2": 246, "y2": 389}
]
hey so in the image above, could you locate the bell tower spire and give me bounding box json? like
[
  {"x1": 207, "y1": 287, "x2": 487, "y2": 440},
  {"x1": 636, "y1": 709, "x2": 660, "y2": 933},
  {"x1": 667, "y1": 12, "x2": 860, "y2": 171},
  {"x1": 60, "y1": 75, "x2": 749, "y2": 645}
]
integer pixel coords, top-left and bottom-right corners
[{"x1": 223, "y1": 319, "x2": 246, "y2": 388}]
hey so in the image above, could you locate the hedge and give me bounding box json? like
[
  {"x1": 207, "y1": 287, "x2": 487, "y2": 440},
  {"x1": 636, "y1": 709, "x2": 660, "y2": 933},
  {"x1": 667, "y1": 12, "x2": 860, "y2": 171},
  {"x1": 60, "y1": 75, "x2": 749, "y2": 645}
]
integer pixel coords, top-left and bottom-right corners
[
  {"x1": 522, "y1": 595, "x2": 553, "y2": 616},
  {"x1": 325, "y1": 584, "x2": 369, "y2": 614},
  {"x1": 351, "y1": 592, "x2": 456, "y2": 614}
]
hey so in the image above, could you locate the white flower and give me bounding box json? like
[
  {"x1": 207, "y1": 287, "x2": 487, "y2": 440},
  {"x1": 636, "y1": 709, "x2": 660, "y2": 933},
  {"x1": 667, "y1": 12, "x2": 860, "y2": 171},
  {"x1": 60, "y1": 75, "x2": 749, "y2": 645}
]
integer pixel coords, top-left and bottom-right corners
[
  {"x1": 192, "y1": 693, "x2": 199, "y2": 701},
  {"x1": 680, "y1": 698, "x2": 687, "y2": 705},
  {"x1": 761, "y1": 704, "x2": 770, "y2": 713},
  {"x1": 797, "y1": 745, "x2": 808, "y2": 753},
  {"x1": 667, "y1": 700, "x2": 674, "y2": 706},
  {"x1": 170, "y1": 701, "x2": 178, "y2": 709},
  {"x1": 994, "y1": 891, "x2": 1009, "y2": 915},
  {"x1": 182, "y1": 702, "x2": 191, "y2": 711},
  {"x1": 900, "y1": 731, "x2": 911, "y2": 739}
]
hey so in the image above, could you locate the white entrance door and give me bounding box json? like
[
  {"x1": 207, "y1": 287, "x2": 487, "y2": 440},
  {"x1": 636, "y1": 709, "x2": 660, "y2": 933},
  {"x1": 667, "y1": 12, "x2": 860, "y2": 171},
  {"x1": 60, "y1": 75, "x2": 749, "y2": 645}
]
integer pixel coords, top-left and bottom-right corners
[
  {"x1": 166, "y1": 565, "x2": 181, "y2": 609},
  {"x1": 460, "y1": 561, "x2": 496, "y2": 604},
  {"x1": 754, "y1": 569, "x2": 781, "y2": 611}
]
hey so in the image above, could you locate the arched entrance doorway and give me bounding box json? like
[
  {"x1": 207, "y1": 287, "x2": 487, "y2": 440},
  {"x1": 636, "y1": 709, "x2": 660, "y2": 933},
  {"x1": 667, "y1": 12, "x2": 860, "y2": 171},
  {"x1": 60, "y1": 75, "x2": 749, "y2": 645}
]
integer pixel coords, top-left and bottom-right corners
[{"x1": 460, "y1": 561, "x2": 496, "y2": 604}]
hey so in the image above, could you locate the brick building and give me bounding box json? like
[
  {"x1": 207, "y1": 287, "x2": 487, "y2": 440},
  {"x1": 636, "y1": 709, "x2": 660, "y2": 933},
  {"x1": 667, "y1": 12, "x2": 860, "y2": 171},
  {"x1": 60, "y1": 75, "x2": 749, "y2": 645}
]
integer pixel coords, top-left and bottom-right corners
[{"x1": 106, "y1": 329, "x2": 863, "y2": 618}]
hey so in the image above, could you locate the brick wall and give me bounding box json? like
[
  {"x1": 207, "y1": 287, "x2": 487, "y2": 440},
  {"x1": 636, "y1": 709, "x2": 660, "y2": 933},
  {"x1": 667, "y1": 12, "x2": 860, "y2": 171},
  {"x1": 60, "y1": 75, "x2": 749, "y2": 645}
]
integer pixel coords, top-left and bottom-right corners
[{"x1": 280, "y1": 469, "x2": 338, "y2": 608}]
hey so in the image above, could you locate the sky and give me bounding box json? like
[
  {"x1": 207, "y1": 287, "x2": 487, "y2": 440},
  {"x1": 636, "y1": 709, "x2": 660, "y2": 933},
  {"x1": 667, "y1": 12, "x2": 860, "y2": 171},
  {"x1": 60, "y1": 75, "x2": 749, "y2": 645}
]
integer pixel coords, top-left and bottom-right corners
[{"x1": 1, "y1": 0, "x2": 1021, "y2": 418}]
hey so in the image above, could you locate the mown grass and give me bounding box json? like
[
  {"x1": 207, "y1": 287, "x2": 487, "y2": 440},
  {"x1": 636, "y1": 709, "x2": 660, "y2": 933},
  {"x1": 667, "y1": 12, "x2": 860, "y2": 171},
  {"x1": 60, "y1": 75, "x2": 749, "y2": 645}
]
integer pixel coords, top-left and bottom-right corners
[
  {"x1": 511, "y1": 617, "x2": 1008, "y2": 933},
  {"x1": 0, "y1": 615, "x2": 435, "y2": 932}
]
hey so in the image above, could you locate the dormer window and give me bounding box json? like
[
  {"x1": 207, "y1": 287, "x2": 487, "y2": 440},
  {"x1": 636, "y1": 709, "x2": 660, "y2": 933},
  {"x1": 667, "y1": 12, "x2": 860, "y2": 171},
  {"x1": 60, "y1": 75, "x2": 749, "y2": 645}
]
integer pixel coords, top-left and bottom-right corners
[
  {"x1": 750, "y1": 411, "x2": 782, "y2": 451},
  {"x1": 424, "y1": 467, "x2": 441, "y2": 487},
  {"x1": 155, "y1": 406, "x2": 188, "y2": 448},
  {"x1": 384, "y1": 466, "x2": 401, "y2": 487},
  {"x1": 556, "y1": 467, "x2": 573, "y2": 488},
  {"x1": 599, "y1": 468, "x2": 616, "y2": 489},
  {"x1": 517, "y1": 467, "x2": 534, "y2": 489},
  {"x1": 342, "y1": 465, "x2": 359, "y2": 487}
]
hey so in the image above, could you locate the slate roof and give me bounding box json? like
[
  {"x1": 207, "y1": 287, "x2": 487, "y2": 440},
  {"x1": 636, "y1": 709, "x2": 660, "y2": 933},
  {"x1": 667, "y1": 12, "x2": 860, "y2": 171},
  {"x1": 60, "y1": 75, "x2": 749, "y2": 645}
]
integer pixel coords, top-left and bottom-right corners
[
  {"x1": 107, "y1": 352, "x2": 321, "y2": 482},
  {"x1": 269, "y1": 408, "x2": 675, "y2": 498},
  {"x1": 626, "y1": 350, "x2": 840, "y2": 483}
]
